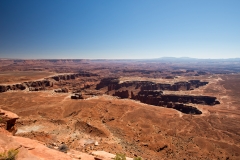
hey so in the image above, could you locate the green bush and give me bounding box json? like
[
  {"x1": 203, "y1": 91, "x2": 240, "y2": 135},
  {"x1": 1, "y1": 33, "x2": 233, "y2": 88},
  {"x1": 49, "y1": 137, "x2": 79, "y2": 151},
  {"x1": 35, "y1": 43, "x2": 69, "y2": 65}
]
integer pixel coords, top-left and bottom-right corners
[
  {"x1": 114, "y1": 153, "x2": 126, "y2": 160},
  {"x1": 0, "y1": 149, "x2": 19, "y2": 160}
]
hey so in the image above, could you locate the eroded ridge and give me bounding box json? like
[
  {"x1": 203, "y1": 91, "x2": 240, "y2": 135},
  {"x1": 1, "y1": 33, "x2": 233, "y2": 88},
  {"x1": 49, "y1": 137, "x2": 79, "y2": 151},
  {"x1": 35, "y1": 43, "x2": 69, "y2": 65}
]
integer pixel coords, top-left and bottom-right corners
[
  {"x1": 96, "y1": 78, "x2": 220, "y2": 115},
  {"x1": 0, "y1": 72, "x2": 99, "y2": 93},
  {"x1": 96, "y1": 78, "x2": 208, "y2": 91}
]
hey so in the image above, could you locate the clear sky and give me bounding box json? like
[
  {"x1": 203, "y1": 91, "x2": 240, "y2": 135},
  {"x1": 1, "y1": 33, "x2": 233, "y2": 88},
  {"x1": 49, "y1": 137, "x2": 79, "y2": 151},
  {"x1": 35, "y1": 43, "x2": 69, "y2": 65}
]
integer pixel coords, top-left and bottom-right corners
[{"x1": 0, "y1": 0, "x2": 239, "y2": 59}]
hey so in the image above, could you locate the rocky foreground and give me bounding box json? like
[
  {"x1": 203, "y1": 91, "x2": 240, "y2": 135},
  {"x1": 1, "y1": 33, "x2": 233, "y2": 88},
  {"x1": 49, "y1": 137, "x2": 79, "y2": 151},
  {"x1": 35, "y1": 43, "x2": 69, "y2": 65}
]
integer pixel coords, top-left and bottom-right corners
[{"x1": 0, "y1": 109, "x2": 133, "y2": 160}]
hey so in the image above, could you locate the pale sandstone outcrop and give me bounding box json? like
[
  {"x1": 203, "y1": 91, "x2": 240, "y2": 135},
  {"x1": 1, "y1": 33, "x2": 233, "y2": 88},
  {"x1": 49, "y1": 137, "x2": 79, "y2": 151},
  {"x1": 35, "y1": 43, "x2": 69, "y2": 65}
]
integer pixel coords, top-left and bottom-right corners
[
  {"x1": 0, "y1": 109, "x2": 19, "y2": 134},
  {"x1": 0, "y1": 109, "x2": 75, "y2": 159},
  {"x1": 0, "y1": 109, "x2": 131, "y2": 160}
]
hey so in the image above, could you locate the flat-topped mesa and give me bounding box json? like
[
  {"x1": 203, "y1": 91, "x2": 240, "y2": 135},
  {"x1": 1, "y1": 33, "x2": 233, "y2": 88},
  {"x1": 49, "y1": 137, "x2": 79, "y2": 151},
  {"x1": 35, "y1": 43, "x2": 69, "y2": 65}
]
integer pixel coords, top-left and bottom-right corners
[
  {"x1": 0, "y1": 80, "x2": 54, "y2": 93},
  {"x1": 0, "y1": 109, "x2": 19, "y2": 134},
  {"x1": 131, "y1": 91, "x2": 219, "y2": 106},
  {"x1": 140, "y1": 80, "x2": 208, "y2": 91},
  {"x1": 131, "y1": 91, "x2": 206, "y2": 114},
  {"x1": 52, "y1": 72, "x2": 99, "y2": 81},
  {"x1": 96, "y1": 78, "x2": 209, "y2": 91},
  {"x1": 52, "y1": 74, "x2": 75, "y2": 81},
  {"x1": 0, "y1": 72, "x2": 99, "y2": 93},
  {"x1": 161, "y1": 94, "x2": 219, "y2": 105},
  {"x1": 133, "y1": 90, "x2": 163, "y2": 100},
  {"x1": 111, "y1": 89, "x2": 219, "y2": 115},
  {"x1": 113, "y1": 90, "x2": 204, "y2": 115}
]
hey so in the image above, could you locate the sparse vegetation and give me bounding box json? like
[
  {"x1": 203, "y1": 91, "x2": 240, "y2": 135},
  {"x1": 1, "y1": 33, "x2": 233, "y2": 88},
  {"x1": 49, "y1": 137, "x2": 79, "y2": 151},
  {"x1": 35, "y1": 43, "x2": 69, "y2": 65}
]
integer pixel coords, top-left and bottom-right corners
[
  {"x1": 58, "y1": 144, "x2": 68, "y2": 153},
  {"x1": 133, "y1": 157, "x2": 142, "y2": 160},
  {"x1": 113, "y1": 153, "x2": 126, "y2": 160},
  {"x1": 0, "y1": 149, "x2": 19, "y2": 160}
]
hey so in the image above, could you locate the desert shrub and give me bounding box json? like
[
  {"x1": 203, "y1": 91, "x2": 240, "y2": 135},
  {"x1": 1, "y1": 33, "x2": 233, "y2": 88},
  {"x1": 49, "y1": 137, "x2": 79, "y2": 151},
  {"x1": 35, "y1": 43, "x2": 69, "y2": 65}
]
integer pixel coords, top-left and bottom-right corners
[
  {"x1": 133, "y1": 157, "x2": 142, "y2": 160},
  {"x1": 114, "y1": 153, "x2": 126, "y2": 160},
  {"x1": 0, "y1": 149, "x2": 19, "y2": 160},
  {"x1": 58, "y1": 144, "x2": 68, "y2": 153}
]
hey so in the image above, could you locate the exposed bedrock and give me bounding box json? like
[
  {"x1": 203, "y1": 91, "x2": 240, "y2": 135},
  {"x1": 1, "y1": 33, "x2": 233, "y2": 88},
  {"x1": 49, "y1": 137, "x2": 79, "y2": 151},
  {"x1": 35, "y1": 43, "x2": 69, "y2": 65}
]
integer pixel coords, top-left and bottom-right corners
[
  {"x1": 0, "y1": 84, "x2": 26, "y2": 92},
  {"x1": 113, "y1": 90, "x2": 129, "y2": 98},
  {"x1": 173, "y1": 103, "x2": 202, "y2": 114},
  {"x1": 161, "y1": 94, "x2": 219, "y2": 105},
  {"x1": 24, "y1": 80, "x2": 53, "y2": 88},
  {"x1": 74, "y1": 121, "x2": 108, "y2": 137},
  {"x1": 0, "y1": 109, "x2": 19, "y2": 134},
  {"x1": 52, "y1": 74, "x2": 73, "y2": 81},
  {"x1": 0, "y1": 80, "x2": 53, "y2": 93},
  {"x1": 110, "y1": 90, "x2": 219, "y2": 114},
  {"x1": 0, "y1": 85, "x2": 8, "y2": 92},
  {"x1": 96, "y1": 77, "x2": 119, "y2": 90},
  {"x1": 95, "y1": 78, "x2": 218, "y2": 114},
  {"x1": 132, "y1": 90, "x2": 220, "y2": 106},
  {"x1": 96, "y1": 78, "x2": 208, "y2": 91},
  {"x1": 52, "y1": 72, "x2": 99, "y2": 81},
  {"x1": 0, "y1": 72, "x2": 99, "y2": 93}
]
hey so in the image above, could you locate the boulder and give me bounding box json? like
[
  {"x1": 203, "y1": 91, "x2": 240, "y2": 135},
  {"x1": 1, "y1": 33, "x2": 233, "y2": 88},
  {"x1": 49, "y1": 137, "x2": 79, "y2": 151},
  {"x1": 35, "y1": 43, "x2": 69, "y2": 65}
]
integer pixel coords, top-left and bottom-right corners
[{"x1": 0, "y1": 109, "x2": 19, "y2": 134}]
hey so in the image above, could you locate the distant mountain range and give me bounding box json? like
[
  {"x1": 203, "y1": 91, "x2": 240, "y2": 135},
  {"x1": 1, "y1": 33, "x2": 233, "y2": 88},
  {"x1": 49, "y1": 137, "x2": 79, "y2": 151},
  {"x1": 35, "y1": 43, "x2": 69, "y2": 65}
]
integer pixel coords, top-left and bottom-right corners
[
  {"x1": 149, "y1": 57, "x2": 240, "y2": 62},
  {"x1": 0, "y1": 57, "x2": 240, "y2": 61}
]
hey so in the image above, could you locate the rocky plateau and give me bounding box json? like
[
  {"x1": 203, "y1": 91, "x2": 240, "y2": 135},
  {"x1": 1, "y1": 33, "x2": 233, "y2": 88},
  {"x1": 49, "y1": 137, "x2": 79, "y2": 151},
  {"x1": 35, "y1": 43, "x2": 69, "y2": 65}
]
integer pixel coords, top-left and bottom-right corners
[{"x1": 0, "y1": 59, "x2": 239, "y2": 160}]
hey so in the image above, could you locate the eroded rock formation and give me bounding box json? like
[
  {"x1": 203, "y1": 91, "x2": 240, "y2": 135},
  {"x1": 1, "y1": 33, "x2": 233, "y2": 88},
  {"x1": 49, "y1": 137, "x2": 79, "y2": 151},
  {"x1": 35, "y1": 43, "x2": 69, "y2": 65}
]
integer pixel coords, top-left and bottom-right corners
[
  {"x1": 96, "y1": 78, "x2": 219, "y2": 115},
  {"x1": 96, "y1": 78, "x2": 208, "y2": 91},
  {"x1": 0, "y1": 80, "x2": 53, "y2": 93},
  {"x1": 0, "y1": 109, "x2": 19, "y2": 134},
  {"x1": 0, "y1": 109, "x2": 83, "y2": 160},
  {"x1": 113, "y1": 90, "x2": 129, "y2": 99},
  {"x1": 0, "y1": 72, "x2": 99, "y2": 93},
  {"x1": 52, "y1": 72, "x2": 98, "y2": 81},
  {"x1": 128, "y1": 90, "x2": 220, "y2": 114}
]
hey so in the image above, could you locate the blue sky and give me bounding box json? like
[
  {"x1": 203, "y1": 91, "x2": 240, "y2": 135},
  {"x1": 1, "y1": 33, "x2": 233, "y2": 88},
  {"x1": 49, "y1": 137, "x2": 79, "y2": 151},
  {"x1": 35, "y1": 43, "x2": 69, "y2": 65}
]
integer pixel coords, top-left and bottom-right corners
[{"x1": 0, "y1": 0, "x2": 239, "y2": 59}]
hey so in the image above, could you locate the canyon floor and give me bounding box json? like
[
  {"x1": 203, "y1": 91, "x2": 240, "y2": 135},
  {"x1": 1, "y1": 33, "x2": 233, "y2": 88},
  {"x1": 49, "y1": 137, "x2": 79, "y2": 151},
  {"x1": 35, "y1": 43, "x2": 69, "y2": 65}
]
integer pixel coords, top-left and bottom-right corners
[{"x1": 0, "y1": 59, "x2": 240, "y2": 160}]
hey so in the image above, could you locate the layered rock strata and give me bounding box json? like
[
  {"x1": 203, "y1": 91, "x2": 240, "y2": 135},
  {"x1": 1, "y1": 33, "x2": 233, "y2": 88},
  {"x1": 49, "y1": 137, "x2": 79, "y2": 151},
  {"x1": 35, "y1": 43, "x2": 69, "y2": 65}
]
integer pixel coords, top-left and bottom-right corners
[
  {"x1": 0, "y1": 72, "x2": 99, "y2": 93},
  {"x1": 96, "y1": 78, "x2": 220, "y2": 115},
  {"x1": 96, "y1": 78, "x2": 208, "y2": 91}
]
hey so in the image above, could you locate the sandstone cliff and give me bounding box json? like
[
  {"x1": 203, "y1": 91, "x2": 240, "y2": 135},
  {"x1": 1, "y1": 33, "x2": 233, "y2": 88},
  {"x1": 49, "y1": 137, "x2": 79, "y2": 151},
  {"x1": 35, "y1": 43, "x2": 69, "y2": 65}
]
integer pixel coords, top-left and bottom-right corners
[
  {"x1": 96, "y1": 78, "x2": 220, "y2": 115},
  {"x1": 96, "y1": 78, "x2": 208, "y2": 91}
]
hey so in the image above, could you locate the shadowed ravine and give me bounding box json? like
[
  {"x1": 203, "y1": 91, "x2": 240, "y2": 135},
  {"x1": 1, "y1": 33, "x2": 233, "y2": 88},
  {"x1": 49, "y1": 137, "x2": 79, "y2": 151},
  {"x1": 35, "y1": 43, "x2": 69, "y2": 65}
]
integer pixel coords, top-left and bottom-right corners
[{"x1": 97, "y1": 78, "x2": 220, "y2": 115}]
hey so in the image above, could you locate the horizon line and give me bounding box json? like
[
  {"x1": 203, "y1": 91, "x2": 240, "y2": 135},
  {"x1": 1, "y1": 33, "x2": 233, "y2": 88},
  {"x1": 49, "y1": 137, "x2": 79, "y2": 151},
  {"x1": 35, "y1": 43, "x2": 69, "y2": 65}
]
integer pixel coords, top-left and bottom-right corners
[{"x1": 1, "y1": 57, "x2": 240, "y2": 60}]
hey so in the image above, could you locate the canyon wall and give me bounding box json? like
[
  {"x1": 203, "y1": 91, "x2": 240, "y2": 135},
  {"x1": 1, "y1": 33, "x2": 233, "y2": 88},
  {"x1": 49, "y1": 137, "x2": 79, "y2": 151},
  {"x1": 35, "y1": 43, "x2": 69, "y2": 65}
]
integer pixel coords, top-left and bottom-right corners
[
  {"x1": 96, "y1": 78, "x2": 220, "y2": 115},
  {"x1": 0, "y1": 72, "x2": 99, "y2": 93}
]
